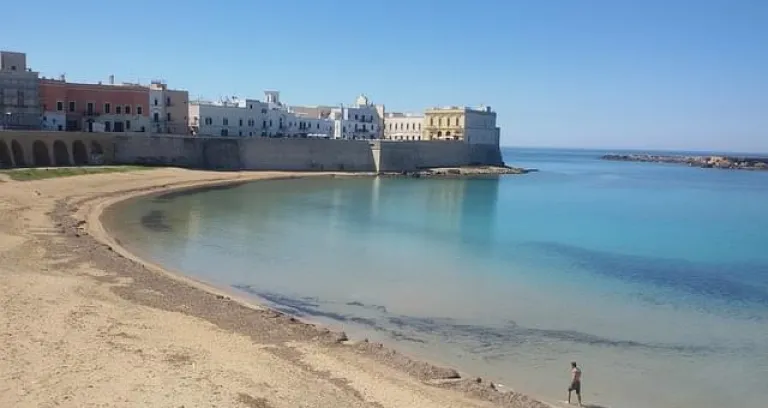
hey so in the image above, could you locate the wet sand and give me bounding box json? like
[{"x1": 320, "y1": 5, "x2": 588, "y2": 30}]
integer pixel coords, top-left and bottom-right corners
[{"x1": 0, "y1": 168, "x2": 553, "y2": 408}]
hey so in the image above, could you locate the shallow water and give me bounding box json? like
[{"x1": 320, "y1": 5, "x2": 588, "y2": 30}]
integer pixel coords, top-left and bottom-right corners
[{"x1": 107, "y1": 148, "x2": 768, "y2": 408}]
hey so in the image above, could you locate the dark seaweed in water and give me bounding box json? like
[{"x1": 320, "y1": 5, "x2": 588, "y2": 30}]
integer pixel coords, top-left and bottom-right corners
[
  {"x1": 234, "y1": 286, "x2": 716, "y2": 355},
  {"x1": 140, "y1": 210, "x2": 172, "y2": 232}
]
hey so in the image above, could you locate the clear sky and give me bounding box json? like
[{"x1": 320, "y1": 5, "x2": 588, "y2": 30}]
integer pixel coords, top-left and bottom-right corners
[{"x1": 2, "y1": 0, "x2": 766, "y2": 151}]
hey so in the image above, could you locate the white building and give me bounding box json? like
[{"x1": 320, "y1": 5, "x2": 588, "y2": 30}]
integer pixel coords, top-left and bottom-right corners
[
  {"x1": 188, "y1": 91, "x2": 334, "y2": 138},
  {"x1": 189, "y1": 97, "x2": 268, "y2": 137},
  {"x1": 294, "y1": 114, "x2": 334, "y2": 138},
  {"x1": 383, "y1": 112, "x2": 424, "y2": 141},
  {"x1": 330, "y1": 95, "x2": 383, "y2": 140}
]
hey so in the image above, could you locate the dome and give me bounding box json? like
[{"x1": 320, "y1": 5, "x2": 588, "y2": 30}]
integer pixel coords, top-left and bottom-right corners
[{"x1": 355, "y1": 94, "x2": 370, "y2": 106}]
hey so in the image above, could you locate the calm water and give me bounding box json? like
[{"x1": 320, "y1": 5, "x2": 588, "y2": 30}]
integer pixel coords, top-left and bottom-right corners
[{"x1": 107, "y1": 148, "x2": 768, "y2": 408}]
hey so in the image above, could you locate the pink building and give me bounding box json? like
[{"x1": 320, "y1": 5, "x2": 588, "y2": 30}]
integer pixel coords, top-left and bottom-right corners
[{"x1": 39, "y1": 79, "x2": 150, "y2": 132}]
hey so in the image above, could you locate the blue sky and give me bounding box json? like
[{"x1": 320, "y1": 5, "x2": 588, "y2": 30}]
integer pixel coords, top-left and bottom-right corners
[{"x1": 2, "y1": 0, "x2": 766, "y2": 151}]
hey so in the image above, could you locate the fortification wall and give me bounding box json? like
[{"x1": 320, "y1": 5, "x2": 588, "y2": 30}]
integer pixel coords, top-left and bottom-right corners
[
  {"x1": 0, "y1": 131, "x2": 116, "y2": 168},
  {"x1": 113, "y1": 135, "x2": 203, "y2": 167},
  {"x1": 239, "y1": 138, "x2": 376, "y2": 171},
  {"x1": 2, "y1": 132, "x2": 504, "y2": 172},
  {"x1": 376, "y1": 141, "x2": 503, "y2": 172}
]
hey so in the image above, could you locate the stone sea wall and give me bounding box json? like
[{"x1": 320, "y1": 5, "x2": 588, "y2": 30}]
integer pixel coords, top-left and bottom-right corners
[
  {"x1": 0, "y1": 131, "x2": 504, "y2": 172},
  {"x1": 113, "y1": 135, "x2": 503, "y2": 173}
]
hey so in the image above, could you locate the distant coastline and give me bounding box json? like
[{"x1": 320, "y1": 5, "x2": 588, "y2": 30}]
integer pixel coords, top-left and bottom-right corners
[{"x1": 602, "y1": 153, "x2": 768, "y2": 171}]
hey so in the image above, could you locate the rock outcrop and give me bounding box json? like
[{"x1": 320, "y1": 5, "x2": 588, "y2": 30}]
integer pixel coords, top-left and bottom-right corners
[{"x1": 602, "y1": 154, "x2": 768, "y2": 171}]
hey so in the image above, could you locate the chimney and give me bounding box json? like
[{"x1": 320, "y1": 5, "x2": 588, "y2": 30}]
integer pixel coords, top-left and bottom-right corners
[{"x1": 109, "y1": 75, "x2": 114, "y2": 85}]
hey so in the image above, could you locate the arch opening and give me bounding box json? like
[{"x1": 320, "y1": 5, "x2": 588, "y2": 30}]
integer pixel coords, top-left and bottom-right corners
[
  {"x1": 53, "y1": 140, "x2": 71, "y2": 166},
  {"x1": 33, "y1": 141, "x2": 51, "y2": 167},
  {"x1": 0, "y1": 140, "x2": 11, "y2": 168},
  {"x1": 72, "y1": 140, "x2": 88, "y2": 165}
]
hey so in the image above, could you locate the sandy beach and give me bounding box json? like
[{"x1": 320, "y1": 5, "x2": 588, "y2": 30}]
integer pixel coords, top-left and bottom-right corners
[{"x1": 0, "y1": 168, "x2": 551, "y2": 408}]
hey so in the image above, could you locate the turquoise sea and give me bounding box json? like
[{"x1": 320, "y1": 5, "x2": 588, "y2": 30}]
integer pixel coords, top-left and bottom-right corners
[{"x1": 107, "y1": 148, "x2": 768, "y2": 408}]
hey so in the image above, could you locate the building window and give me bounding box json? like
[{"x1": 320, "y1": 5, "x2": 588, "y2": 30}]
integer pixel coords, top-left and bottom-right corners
[
  {"x1": 429, "y1": 118, "x2": 433, "y2": 126},
  {"x1": 154, "y1": 98, "x2": 158, "y2": 106},
  {"x1": 166, "y1": 97, "x2": 171, "y2": 106},
  {"x1": 239, "y1": 119, "x2": 243, "y2": 126},
  {"x1": 167, "y1": 113, "x2": 171, "y2": 121},
  {"x1": 261, "y1": 108, "x2": 267, "y2": 114},
  {"x1": 438, "y1": 118, "x2": 442, "y2": 126},
  {"x1": 68, "y1": 101, "x2": 76, "y2": 112},
  {"x1": 116, "y1": 105, "x2": 122, "y2": 114},
  {"x1": 263, "y1": 120, "x2": 267, "y2": 128},
  {"x1": 125, "y1": 105, "x2": 131, "y2": 114},
  {"x1": 221, "y1": 129, "x2": 228, "y2": 136},
  {"x1": 86, "y1": 102, "x2": 94, "y2": 114},
  {"x1": 126, "y1": 120, "x2": 131, "y2": 130},
  {"x1": 239, "y1": 131, "x2": 242, "y2": 136},
  {"x1": 154, "y1": 112, "x2": 160, "y2": 122},
  {"x1": 204, "y1": 117, "x2": 212, "y2": 125},
  {"x1": 105, "y1": 121, "x2": 111, "y2": 132},
  {"x1": 418, "y1": 124, "x2": 421, "y2": 130},
  {"x1": 455, "y1": 117, "x2": 460, "y2": 126},
  {"x1": 136, "y1": 105, "x2": 143, "y2": 115},
  {"x1": 56, "y1": 102, "x2": 64, "y2": 111},
  {"x1": 104, "y1": 103, "x2": 111, "y2": 113},
  {"x1": 223, "y1": 118, "x2": 228, "y2": 126}
]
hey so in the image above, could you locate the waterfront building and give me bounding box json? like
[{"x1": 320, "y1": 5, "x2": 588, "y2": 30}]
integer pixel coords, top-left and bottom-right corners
[
  {"x1": 292, "y1": 114, "x2": 334, "y2": 138},
  {"x1": 0, "y1": 51, "x2": 41, "y2": 130},
  {"x1": 189, "y1": 96, "x2": 268, "y2": 137},
  {"x1": 330, "y1": 95, "x2": 383, "y2": 140},
  {"x1": 383, "y1": 112, "x2": 424, "y2": 141},
  {"x1": 288, "y1": 104, "x2": 335, "y2": 138},
  {"x1": 39, "y1": 76, "x2": 150, "y2": 133},
  {"x1": 149, "y1": 81, "x2": 190, "y2": 134},
  {"x1": 423, "y1": 106, "x2": 500, "y2": 145}
]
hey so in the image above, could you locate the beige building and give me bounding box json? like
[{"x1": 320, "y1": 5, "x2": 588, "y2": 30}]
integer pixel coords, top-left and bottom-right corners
[
  {"x1": 149, "y1": 81, "x2": 190, "y2": 135},
  {"x1": 383, "y1": 112, "x2": 424, "y2": 141},
  {"x1": 0, "y1": 51, "x2": 41, "y2": 130},
  {"x1": 423, "y1": 106, "x2": 500, "y2": 145}
]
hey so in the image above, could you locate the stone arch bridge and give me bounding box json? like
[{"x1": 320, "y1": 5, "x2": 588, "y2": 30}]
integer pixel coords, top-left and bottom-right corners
[{"x1": 0, "y1": 132, "x2": 116, "y2": 168}]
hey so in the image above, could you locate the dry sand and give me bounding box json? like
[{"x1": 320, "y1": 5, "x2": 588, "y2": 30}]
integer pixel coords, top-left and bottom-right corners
[{"x1": 0, "y1": 168, "x2": 551, "y2": 408}]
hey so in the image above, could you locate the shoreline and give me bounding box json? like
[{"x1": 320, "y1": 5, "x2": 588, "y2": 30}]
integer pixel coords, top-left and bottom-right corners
[{"x1": 0, "y1": 168, "x2": 552, "y2": 408}]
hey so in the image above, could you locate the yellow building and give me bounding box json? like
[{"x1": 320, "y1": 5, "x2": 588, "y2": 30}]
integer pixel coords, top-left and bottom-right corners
[{"x1": 423, "y1": 106, "x2": 499, "y2": 145}]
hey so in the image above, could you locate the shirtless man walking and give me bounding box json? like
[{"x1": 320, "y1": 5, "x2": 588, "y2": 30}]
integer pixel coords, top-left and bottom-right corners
[{"x1": 568, "y1": 361, "x2": 582, "y2": 406}]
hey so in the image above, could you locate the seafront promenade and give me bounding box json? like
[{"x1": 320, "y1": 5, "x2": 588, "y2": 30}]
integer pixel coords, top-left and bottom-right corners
[{"x1": 0, "y1": 168, "x2": 547, "y2": 408}]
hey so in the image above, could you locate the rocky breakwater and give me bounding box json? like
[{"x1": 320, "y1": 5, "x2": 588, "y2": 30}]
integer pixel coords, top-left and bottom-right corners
[
  {"x1": 602, "y1": 154, "x2": 768, "y2": 171},
  {"x1": 383, "y1": 165, "x2": 536, "y2": 178}
]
